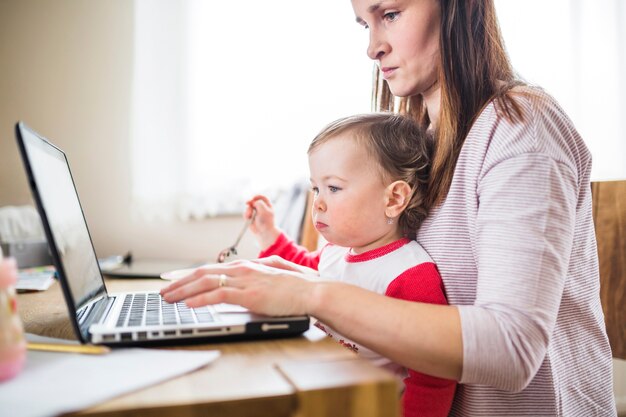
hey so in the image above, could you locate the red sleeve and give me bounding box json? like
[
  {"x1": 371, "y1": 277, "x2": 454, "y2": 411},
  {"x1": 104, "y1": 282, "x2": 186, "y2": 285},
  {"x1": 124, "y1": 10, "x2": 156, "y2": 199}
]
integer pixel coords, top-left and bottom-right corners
[
  {"x1": 384, "y1": 262, "x2": 448, "y2": 305},
  {"x1": 258, "y1": 232, "x2": 321, "y2": 270},
  {"x1": 385, "y1": 262, "x2": 457, "y2": 417}
]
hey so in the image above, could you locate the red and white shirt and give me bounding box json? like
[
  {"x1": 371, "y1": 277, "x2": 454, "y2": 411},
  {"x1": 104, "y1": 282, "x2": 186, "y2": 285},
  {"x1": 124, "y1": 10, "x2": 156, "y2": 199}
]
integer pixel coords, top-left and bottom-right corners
[{"x1": 260, "y1": 233, "x2": 456, "y2": 417}]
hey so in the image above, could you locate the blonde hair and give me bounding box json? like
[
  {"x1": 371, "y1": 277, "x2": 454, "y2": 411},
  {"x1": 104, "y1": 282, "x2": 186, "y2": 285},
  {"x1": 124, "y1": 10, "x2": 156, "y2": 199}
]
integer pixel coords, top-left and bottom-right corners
[{"x1": 309, "y1": 113, "x2": 433, "y2": 238}]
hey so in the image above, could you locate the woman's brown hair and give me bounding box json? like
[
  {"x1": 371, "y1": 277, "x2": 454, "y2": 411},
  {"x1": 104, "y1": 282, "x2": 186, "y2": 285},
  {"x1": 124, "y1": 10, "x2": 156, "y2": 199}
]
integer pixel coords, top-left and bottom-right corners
[
  {"x1": 372, "y1": 0, "x2": 523, "y2": 208},
  {"x1": 309, "y1": 113, "x2": 432, "y2": 238}
]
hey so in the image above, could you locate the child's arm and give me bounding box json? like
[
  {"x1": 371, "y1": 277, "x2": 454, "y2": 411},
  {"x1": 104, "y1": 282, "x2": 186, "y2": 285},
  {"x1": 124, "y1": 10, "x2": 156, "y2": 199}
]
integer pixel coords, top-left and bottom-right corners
[
  {"x1": 384, "y1": 262, "x2": 448, "y2": 306},
  {"x1": 258, "y1": 232, "x2": 322, "y2": 270},
  {"x1": 385, "y1": 263, "x2": 456, "y2": 417},
  {"x1": 246, "y1": 195, "x2": 282, "y2": 250},
  {"x1": 247, "y1": 195, "x2": 321, "y2": 270}
]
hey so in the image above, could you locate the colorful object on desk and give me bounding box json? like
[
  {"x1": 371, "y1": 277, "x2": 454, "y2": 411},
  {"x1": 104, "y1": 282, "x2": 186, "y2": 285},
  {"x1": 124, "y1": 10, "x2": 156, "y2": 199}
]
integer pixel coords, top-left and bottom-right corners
[
  {"x1": 0, "y1": 246, "x2": 27, "y2": 382},
  {"x1": 16, "y1": 265, "x2": 56, "y2": 292}
]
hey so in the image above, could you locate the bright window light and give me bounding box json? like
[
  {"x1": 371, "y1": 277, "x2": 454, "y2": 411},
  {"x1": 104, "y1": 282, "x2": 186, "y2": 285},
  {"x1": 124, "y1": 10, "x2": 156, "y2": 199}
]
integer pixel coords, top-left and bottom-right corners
[{"x1": 131, "y1": 0, "x2": 625, "y2": 220}]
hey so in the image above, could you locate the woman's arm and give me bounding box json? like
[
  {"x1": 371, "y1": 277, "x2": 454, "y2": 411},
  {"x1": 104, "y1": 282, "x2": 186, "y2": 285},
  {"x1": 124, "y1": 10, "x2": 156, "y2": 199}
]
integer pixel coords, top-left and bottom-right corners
[
  {"x1": 160, "y1": 262, "x2": 463, "y2": 380},
  {"x1": 455, "y1": 153, "x2": 577, "y2": 392},
  {"x1": 161, "y1": 155, "x2": 576, "y2": 388},
  {"x1": 310, "y1": 281, "x2": 463, "y2": 381}
]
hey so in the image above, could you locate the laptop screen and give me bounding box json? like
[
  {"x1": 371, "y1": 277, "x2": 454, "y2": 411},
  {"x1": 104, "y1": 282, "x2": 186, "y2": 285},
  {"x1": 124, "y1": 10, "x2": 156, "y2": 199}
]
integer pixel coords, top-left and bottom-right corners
[{"x1": 17, "y1": 123, "x2": 105, "y2": 310}]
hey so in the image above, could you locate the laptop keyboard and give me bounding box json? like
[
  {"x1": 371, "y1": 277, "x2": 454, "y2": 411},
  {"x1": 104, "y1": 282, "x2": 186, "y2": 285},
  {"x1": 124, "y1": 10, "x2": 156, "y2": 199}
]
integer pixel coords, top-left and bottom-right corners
[{"x1": 115, "y1": 293, "x2": 215, "y2": 328}]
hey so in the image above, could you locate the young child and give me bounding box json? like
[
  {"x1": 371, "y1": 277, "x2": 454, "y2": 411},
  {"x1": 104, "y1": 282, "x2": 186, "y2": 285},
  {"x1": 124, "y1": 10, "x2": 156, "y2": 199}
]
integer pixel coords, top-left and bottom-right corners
[{"x1": 245, "y1": 113, "x2": 456, "y2": 417}]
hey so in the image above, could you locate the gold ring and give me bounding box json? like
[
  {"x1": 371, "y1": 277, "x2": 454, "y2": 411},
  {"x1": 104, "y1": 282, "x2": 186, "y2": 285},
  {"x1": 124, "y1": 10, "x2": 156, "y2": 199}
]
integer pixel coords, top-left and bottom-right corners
[{"x1": 218, "y1": 274, "x2": 228, "y2": 288}]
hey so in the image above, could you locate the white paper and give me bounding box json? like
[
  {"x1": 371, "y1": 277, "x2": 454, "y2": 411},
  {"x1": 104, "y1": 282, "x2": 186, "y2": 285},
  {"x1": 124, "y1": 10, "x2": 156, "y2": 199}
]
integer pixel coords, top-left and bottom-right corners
[{"x1": 0, "y1": 334, "x2": 220, "y2": 417}]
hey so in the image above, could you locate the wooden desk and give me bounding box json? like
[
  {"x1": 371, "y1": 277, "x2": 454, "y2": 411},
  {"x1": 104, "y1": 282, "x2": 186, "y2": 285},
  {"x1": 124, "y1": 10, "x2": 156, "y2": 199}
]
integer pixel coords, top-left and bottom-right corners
[{"x1": 17, "y1": 278, "x2": 400, "y2": 417}]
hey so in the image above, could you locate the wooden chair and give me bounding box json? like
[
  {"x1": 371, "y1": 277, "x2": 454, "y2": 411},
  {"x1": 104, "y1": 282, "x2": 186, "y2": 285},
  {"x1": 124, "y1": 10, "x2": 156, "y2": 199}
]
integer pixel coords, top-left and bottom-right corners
[
  {"x1": 299, "y1": 190, "x2": 319, "y2": 251},
  {"x1": 591, "y1": 179, "x2": 626, "y2": 360}
]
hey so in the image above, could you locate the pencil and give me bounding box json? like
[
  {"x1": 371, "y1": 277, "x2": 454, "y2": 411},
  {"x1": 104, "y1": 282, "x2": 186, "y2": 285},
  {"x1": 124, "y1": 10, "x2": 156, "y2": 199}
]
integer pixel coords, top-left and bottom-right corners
[{"x1": 27, "y1": 342, "x2": 111, "y2": 355}]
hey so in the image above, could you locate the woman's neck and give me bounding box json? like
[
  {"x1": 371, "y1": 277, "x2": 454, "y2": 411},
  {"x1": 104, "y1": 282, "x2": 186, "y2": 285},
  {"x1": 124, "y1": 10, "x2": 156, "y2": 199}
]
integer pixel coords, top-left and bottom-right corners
[{"x1": 422, "y1": 82, "x2": 441, "y2": 132}]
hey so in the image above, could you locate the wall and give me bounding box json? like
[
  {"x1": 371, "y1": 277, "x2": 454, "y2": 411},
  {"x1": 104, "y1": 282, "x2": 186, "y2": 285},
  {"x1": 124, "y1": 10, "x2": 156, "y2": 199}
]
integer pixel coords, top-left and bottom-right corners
[
  {"x1": 0, "y1": 0, "x2": 257, "y2": 262},
  {"x1": 0, "y1": 0, "x2": 624, "y2": 412}
]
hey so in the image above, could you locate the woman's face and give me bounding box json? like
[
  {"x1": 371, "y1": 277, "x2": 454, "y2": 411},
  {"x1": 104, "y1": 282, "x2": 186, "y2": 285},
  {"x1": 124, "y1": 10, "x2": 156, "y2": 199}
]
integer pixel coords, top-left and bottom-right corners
[{"x1": 351, "y1": 0, "x2": 441, "y2": 98}]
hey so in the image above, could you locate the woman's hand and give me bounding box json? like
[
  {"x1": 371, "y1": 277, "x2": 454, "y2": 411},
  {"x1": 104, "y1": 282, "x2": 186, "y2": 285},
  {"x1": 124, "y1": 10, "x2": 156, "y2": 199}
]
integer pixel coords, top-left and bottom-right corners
[
  {"x1": 245, "y1": 195, "x2": 281, "y2": 250},
  {"x1": 160, "y1": 260, "x2": 315, "y2": 317},
  {"x1": 252, "y1": 255, "x2": 320, "y2": 280},
  {"x1": 161, "y1": 258, "x2": 463, "y2": 380}
]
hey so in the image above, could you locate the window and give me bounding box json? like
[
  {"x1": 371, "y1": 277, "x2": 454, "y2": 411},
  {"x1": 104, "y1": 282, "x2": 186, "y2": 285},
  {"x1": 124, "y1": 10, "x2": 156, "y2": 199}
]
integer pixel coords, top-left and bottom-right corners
[
  {"x1": 131, "y1": 0, "x2": 625, "y2": 220},
  {"x1": 131, "y1": 0, "x2": 372, "y2": 220},
  {"x1": 495, "y1": 0, "x2": 626, "y2": 181}
]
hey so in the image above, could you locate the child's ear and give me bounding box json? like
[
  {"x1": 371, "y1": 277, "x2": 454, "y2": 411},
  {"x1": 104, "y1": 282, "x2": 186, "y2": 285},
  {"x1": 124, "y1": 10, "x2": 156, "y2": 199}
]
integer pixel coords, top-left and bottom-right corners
[{"x1": 384, "y1": 180, "x2": 412, "y2": 218}]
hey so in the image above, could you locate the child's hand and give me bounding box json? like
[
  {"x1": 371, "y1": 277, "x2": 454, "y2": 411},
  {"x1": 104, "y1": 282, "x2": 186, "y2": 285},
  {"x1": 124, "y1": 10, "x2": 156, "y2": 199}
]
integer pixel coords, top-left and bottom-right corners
[{"x1": 245, "y1": 195, "x2": 281, "y2": 250}]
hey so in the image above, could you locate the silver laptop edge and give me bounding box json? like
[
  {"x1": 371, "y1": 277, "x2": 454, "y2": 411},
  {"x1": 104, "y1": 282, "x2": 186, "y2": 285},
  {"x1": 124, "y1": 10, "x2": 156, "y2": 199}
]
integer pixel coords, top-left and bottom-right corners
[{"x1": 15, "y1": 121, "x2": 309, "y2": 346}]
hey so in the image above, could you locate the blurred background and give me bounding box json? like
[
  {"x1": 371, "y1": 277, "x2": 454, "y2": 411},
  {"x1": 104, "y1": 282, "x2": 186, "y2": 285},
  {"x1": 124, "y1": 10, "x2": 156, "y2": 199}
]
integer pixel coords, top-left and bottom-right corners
[
  {"x1": 0, "y1": 0, "x2": 624, "y2": 410},
  {"x1": 0, "y1": 0, "x2": 624, "y2": 263}
]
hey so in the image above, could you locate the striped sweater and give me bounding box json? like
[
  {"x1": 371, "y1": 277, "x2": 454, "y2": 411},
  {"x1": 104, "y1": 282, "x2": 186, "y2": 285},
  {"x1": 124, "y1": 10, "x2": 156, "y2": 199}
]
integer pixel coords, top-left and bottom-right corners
[{"x1": 417, "y1": 87, "x2": 617, "y2": 416}]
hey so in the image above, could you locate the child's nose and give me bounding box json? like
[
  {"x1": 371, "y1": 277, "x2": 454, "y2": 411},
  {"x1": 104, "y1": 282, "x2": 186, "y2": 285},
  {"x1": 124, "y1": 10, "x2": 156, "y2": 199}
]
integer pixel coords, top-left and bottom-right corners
[{"x1": 314, "y1": 195, "x2": 326, "y2": 212}]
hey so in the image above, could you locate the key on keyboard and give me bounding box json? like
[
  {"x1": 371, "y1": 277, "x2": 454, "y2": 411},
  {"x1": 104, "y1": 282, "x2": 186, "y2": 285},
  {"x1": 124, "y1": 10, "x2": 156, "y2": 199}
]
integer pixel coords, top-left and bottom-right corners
[{"x1": 115, "y1": 293, "x2": 214, "y2": 327}]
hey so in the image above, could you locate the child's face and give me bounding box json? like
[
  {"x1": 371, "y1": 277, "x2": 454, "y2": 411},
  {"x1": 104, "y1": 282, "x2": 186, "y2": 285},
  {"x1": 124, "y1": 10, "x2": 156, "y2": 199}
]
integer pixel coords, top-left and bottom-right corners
[{"x1": 308, "y1": 134, "x2": 400, "y2": 253}]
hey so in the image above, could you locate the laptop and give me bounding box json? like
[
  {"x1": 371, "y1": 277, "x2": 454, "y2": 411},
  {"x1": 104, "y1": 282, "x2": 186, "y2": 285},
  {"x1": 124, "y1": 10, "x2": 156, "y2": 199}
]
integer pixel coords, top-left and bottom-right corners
[{"x1": 15, "y1": 121, "x2": 310, "y2": 346}]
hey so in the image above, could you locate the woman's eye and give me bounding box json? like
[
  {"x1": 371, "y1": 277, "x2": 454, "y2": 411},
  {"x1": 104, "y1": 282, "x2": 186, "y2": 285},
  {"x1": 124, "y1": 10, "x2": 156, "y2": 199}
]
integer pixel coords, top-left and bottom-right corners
[
  {"x1": 329, "y1": 186, "x2": 340, "y2": 193},
  {"x1": 383, "y1": 11, "x2": 399, "y2": 22}
]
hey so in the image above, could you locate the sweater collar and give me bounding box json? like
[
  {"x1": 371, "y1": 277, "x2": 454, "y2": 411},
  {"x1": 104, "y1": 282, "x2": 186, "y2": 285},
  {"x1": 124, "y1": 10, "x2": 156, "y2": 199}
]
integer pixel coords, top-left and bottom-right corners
[{"x1": 345, "y1": 238, "x2": 411, "y2": 263}]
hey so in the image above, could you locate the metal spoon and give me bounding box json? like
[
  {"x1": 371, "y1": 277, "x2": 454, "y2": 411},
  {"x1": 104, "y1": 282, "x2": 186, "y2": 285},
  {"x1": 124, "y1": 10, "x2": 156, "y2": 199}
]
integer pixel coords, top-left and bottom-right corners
[{"x1": 216, "y1": 210, "x2": 256, "y2": 263}]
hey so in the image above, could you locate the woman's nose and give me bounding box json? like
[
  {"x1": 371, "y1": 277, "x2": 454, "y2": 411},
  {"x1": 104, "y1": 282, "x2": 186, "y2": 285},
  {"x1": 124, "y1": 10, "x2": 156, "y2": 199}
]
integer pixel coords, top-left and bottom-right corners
[{"x1": 367, "y1": 28, "x2": 388, "y2": 60}]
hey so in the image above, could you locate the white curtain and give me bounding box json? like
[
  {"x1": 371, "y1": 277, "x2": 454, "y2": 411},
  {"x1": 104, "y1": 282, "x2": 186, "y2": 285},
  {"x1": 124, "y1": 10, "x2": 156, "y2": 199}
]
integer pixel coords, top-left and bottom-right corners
[
  {"x1": 495, "y1": 0, "x2": 626, "y2": 181},
  {"x1": 130, "y1": 0, "x2": 371, "y2": 220},
  {"x1": 131, "y1": 0, "x2": 626, "y2": 220}
]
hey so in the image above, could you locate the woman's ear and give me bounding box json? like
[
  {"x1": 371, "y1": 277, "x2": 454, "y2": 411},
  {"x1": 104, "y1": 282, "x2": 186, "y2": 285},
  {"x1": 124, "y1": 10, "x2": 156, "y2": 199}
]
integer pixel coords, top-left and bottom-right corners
[{"x1": 384, "y1": 180, "x2": 412, "y2": 218}]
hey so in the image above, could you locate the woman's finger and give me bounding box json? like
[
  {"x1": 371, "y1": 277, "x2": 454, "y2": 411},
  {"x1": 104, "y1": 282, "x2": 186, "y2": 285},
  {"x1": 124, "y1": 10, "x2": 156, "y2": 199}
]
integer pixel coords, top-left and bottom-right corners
[
  {"x1": 160, "y1": 268, "x2": 203, "y2": 293},
  {"x1": 185, "y1": 287, "x2": 246, "y2": 308},
  {"x1": 252, "y1": 255, "x2": 293, "y2": 270},
  {"x1": 161, "y1": 261, "x2": 258, "y2": 297},
  {"x1": 161, "y1": 264, "x2": 236, "y2": 293},
  {"x1": 252, "y1": 256, "x2": 317, "y2": 278},
  {"x1": 162, "y1": 273, "x2": 226, "y2": 303},
  {"x1": 161, "y1": 266, "x2": 229, "y2": 295}
]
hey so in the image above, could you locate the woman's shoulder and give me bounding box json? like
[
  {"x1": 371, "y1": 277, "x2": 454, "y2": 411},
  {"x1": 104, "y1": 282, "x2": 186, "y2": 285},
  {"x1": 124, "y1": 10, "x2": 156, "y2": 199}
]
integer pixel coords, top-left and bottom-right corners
[
  {"x1": 506, "y1": 85, "x2": 570, "y2": 121},
  {"x1": 484, "y1": 85, "x2": 573, "y2": 133},
  {"x1": 467, "y1": 84, "x2": 590, "y2": 175}
]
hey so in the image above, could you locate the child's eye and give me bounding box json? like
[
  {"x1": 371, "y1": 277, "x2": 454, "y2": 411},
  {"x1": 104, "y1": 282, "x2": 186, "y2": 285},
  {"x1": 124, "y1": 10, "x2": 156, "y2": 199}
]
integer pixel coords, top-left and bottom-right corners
[
  {"x1": 329, "y1": 186, "x2": 341, "y2": 193},
  {"x1": 311, "y1": 186, "x2": 319, "y2": 196}
]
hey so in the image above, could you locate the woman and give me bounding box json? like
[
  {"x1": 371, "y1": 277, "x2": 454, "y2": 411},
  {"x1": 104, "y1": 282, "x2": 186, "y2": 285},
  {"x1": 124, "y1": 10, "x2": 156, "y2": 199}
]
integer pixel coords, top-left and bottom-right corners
[{"x1": 162, "y1": 1, "x2": 617, "y2": 415}]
